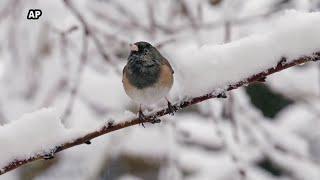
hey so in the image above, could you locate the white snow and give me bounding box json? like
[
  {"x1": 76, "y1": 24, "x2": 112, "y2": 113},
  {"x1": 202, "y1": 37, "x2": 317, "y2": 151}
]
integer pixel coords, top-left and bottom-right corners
[
  {"x1": 268, "y1": 64, "x2": 320, "y2": 99},
  {"x1": 167, "y1": 10, "x2": 320, "y2": 98},
  {"x1": 0, "y1": 108, "x2": 84, "y2": 172}
]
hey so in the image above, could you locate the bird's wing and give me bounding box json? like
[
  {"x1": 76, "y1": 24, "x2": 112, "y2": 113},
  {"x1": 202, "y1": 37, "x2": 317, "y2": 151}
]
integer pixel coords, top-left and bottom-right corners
[
  {"x1": 162, "y1": 58, "x2": 174, "y2": 74},
  {"x1": 122, "y1": 64, "x2": 127, "y2": 82}
]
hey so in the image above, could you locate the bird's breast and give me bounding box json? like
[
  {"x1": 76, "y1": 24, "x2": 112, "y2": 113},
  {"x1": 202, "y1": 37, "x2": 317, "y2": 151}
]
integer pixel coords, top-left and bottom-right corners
[
  {"x1": 123, "y1": 64, "x2": 174, "y2": 105},
  {"x1": 126, "y1": 63, "x2": 161, "y2": 89}
]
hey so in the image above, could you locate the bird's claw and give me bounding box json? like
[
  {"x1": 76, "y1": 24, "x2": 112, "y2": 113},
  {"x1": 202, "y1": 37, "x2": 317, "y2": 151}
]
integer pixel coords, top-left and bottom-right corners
[
  {"x1": 217, "y1": 92, "x2": 227, "y2": 98},
  {"x1": 138, "y1": 110, "x2": 146, "y2": 128},
  {"x1": 167, "y1": 101, "x2": 177, "y2": 115}
]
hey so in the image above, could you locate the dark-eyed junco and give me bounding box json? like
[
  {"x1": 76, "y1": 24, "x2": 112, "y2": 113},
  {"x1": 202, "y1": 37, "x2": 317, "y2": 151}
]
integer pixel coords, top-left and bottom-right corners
[{"x1": 122, "y1": 41, "x2": 176, "y2": 123}]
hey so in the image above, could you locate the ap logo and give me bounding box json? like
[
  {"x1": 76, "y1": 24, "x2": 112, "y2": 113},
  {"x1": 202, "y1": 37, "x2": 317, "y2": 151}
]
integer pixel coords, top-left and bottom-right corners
[{"x1": 27, "y1": 9, "x2": 42, "y2": 20}]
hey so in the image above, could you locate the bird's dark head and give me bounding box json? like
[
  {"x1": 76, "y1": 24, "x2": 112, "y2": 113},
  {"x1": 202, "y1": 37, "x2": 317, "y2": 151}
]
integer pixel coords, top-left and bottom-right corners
[
  {"x1": 128, "y1": 41, "x2": 161, "y2": 64},
  {"x1": 126, "y1": 41, "x2": 162, "y2": 89},
  {"x1": 130, "y1": 41, "x2": 152, "y2": 54}
]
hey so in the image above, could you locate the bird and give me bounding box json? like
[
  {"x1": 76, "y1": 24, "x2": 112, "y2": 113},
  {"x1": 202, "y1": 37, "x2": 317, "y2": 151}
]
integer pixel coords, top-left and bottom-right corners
[{"x1": 122, "y1": 41, "x2": 176, "y2": 124}]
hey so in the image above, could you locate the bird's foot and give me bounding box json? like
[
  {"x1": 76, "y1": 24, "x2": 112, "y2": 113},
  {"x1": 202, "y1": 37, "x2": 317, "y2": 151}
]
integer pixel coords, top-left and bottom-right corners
[
  {"x1": 167, "y1": 101, "x2": 177, "y2": 115},
  {"x1": 138, "y1": 110, "x2": 146, "y2": 128}
]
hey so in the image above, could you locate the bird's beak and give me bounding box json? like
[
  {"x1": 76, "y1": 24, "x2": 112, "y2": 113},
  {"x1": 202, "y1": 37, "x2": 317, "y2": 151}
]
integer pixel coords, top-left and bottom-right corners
[{"x1": 130, "y1": 44, "x2": 139, "y2": 52}]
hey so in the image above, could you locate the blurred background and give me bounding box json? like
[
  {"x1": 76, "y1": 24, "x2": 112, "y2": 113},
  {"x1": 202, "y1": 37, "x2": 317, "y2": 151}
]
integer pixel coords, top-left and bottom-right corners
[{"x1": 0, "y1": 0, "x2": 320, "y2": 180}]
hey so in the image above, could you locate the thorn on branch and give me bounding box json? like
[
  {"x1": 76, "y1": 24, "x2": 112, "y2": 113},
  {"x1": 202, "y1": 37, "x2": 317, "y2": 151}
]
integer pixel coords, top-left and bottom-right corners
[{"x1": 84, "y1": 141, "x2": 91, "y2": 145}]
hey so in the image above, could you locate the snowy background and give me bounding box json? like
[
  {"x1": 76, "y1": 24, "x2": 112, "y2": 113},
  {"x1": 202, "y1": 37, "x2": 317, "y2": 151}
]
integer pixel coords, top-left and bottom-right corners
[{"x1": 0, "y1": 0, "x2": 320, "y2": 180}]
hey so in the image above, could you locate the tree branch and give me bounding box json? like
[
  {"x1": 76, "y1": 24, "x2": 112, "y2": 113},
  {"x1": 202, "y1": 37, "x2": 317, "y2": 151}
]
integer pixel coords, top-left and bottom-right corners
[
  {"x1": 63, "y1": 0, "x2": 119, "y2": 68},
  {"x1": 1, "y1": 51, "x2": 319, "y2": 175}
]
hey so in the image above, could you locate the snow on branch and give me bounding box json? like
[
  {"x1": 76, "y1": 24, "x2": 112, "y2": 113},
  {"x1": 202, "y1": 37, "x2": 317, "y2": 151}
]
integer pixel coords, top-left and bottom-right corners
[{"x1": 1, "y1": 10, "x2": 320, "y2": 175}]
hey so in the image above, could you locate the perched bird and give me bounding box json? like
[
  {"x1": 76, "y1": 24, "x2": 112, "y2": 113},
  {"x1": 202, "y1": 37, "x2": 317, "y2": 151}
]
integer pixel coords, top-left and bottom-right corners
[{"x1": 122, "y1": 41, "x2": 176, "y2": 123}]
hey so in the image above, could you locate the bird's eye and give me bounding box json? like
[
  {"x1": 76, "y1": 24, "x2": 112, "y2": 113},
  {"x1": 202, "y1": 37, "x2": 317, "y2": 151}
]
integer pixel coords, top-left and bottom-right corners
[{"x1": 144, "y1": 49, "x2": 148, "y2": 54}]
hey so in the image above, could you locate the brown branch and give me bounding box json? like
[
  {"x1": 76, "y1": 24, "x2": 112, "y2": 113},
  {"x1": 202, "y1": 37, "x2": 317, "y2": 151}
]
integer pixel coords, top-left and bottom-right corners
[{"x1": 0, "y1": 52, "x2": 319, "y2": 175}]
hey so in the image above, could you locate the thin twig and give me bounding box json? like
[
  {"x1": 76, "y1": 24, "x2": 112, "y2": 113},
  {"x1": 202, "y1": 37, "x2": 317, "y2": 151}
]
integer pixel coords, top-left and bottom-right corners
[
  {"x1": 109, "y1": 0, "x2": 145, "y2": 31},
  {"x1": 60, "y1": 30, "x2": 89, "y2": 123},
  {"x1": 147, "y1": 0, "x2": 157, "y2": 37},
  {"x1": 41, "y1": 25, "x2": 77, "y2": 107},
  {"x1": 61, "y1": 0, "x2": 121, "y2": 122},
  {"x1": 179, "y1": 0, "x2": 198, "y2": 29},
  {"x1": 63, "y1": 0, "x2": 118, "y2": 67}
]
